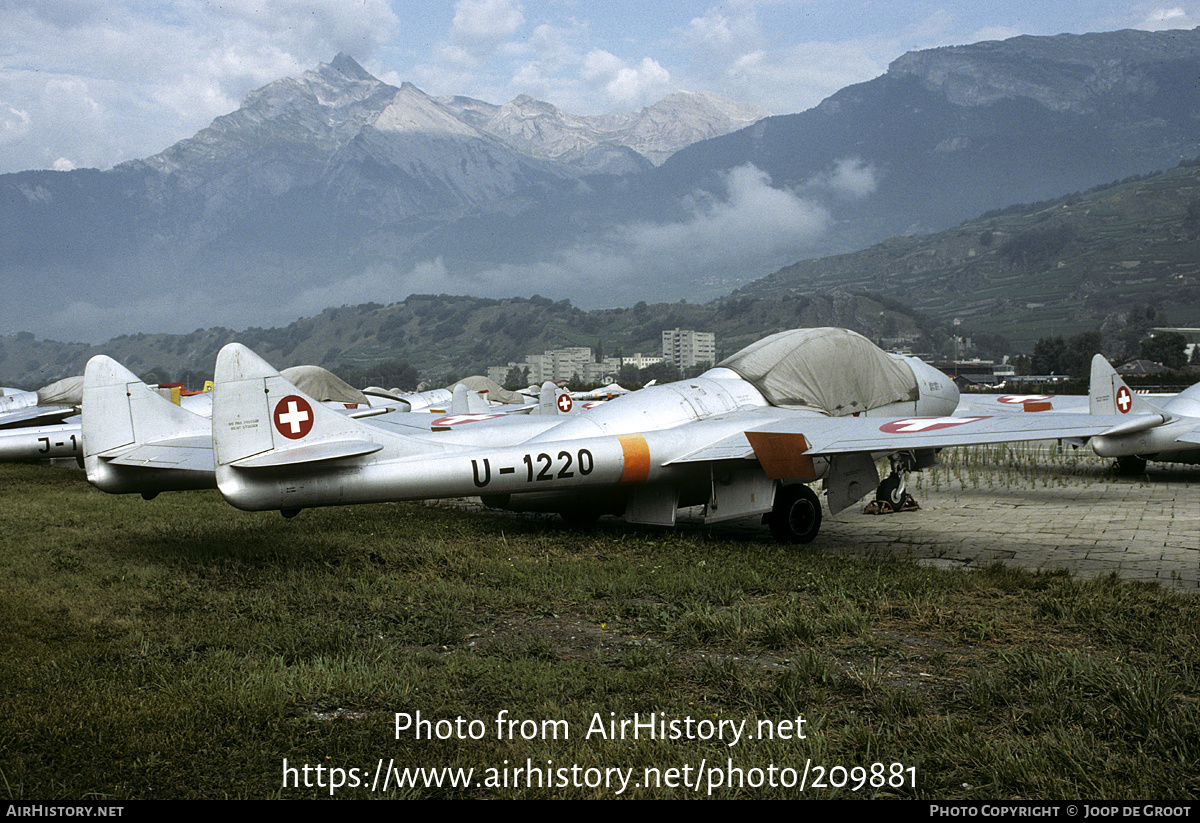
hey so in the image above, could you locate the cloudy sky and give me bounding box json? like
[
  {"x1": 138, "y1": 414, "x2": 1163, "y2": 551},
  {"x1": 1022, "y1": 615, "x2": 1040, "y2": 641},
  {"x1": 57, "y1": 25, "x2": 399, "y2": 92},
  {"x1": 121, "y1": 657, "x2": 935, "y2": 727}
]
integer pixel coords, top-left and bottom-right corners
[{"x1": 2, "y1": 0, "x2": 1197, "y2": 175}]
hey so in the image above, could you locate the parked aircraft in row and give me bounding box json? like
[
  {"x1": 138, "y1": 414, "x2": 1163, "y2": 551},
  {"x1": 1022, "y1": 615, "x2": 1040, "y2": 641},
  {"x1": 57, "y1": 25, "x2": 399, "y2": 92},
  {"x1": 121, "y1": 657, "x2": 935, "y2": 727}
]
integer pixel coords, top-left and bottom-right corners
[
  {"x1": 2, "y1": 363, "x2": 519, "y2": 466},
  {"x1": 81, "y1": 329, "x2": 1142, "y2": 544},
  {"x1": 1086, "y1": 354, "x2": 1200, "y2": 472},
  {"x1": 957, "y1": 356, "x2": 1200, "y2": 473}
]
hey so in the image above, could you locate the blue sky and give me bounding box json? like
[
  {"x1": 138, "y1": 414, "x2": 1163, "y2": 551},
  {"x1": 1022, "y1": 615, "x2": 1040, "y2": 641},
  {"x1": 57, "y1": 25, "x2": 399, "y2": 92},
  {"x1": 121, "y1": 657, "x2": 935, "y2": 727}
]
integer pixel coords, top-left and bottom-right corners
[{"x1": 1, "y1": 0, "x2": 1197, "y2": 174}]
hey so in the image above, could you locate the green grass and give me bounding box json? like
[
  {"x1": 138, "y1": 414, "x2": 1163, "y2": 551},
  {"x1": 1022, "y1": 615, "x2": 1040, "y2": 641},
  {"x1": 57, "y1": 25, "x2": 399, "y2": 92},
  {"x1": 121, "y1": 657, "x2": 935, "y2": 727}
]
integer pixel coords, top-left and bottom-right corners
[{"x1": 1, "y1": 463, "x2": 1197, "y2": 799}]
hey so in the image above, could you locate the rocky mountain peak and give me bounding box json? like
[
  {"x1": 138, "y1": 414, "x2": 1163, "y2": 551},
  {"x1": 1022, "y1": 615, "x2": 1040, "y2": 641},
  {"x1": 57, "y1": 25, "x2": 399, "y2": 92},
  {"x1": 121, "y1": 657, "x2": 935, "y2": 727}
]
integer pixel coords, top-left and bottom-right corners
[
  {"x1": 622, "y1": 90, "x2": 769, "y2": 164},
  {"x1": 887, "y1": 27, "x2": 1200, "y2": 112},
  {"x1": 326, "y1": 52, "x2": 377, "y2": 82}
]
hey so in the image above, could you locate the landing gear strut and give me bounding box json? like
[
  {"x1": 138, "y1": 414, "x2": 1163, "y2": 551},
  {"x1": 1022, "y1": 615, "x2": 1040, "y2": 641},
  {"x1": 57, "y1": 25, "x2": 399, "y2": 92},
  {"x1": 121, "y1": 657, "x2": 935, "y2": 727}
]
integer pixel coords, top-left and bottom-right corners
[
  {"x1": 768, "y1": 483, "x2": 822, "y2": 544},
  {"x1": 871, "y1": 452, "x2": 919, "y2": 513}
]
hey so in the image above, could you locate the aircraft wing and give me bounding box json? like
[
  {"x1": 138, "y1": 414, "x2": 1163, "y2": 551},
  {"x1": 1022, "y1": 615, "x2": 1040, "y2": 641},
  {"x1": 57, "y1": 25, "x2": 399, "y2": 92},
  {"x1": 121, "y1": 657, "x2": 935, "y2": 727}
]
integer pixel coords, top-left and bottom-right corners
[
  {"x1": 1174, "y1": 425, "x2": 1200, "y2": 446},
  {"x1": 954, "y1": 394, "x2": 1088, "y2": 415},
  {"x1": 668, "y1": 410, "x2": 1143, "y2": 475},
  {"x1": 0, "y1": 405, "x2": 78, "y2": 429},
  {"x1": 760, "y1": 413, "x2": 1131, "y2": 455}
]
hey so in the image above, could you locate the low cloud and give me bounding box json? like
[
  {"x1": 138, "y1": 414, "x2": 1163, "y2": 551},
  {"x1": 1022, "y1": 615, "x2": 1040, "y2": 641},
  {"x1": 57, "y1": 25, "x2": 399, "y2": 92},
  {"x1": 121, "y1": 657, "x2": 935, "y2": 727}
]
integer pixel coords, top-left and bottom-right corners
[
  {"x1": 0, "y1": 102, "x2": 31, "y2": 143},
  {"x1": 414, "y1": 164, "x2": 836, "y2": 307},
  {"x1": 278, "y1": 259, "x2": 454, "y2": 322},
  {"x1": 1133, "y1": 6, "x2": 1199, "y2": 30},
  {"x1": 809, "y1": 157, "x2": 879, "y2": 199}
]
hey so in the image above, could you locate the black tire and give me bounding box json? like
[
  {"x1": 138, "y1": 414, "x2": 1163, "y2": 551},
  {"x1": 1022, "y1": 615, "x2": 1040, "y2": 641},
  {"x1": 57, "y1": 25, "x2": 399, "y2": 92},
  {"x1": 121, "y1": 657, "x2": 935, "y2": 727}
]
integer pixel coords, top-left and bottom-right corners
[
  {"x1": 876, "y1": 473, "x2": 904, "y2": 507},
  {"x1": 1114, "y1": 455, "x2": 1147, "y2": 475},
  {"x1": 559, "y1": 508, "x2": 602, "y2": 526},
  {"x1": 769, "y1": 484, "x2": 822, "y2": 544}
]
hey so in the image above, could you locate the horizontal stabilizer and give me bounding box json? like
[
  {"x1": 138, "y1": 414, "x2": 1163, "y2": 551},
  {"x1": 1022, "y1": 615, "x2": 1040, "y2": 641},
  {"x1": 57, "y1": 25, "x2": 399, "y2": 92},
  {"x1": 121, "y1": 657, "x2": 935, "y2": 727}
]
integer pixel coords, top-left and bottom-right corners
[
  {"x1": 1099, "y1": 414, "x2": 1167, "y2": 437},
  {"x1": 0, "y1": 399, "x2": 77, "y2": 428},
  {"x1": 83, "y1": 355, "x2": 210, "y2": 458},
  {"x1": 231, "y1": 439, "x2": 382, "y2": 468},
  {"x1": 108, "y1": 439, "x2": 216, "y2": 471},
  {"x1": 83, "y1": 355, "x2": 216, "y2": 494}
]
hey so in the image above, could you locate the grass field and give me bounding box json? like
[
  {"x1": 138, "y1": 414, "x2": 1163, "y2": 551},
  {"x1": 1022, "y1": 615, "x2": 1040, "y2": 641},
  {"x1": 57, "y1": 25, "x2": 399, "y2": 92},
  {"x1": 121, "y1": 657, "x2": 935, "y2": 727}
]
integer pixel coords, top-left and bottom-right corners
[{"x1": 1, "y1": 460, "x2": 1197, "y2": 799}]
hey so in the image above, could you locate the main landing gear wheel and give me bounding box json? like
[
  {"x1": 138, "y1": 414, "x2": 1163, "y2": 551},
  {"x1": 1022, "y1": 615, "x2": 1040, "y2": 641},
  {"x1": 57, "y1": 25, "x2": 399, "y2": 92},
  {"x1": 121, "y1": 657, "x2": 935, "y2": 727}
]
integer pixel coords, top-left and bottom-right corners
[
  {"x1": 867, "y1": 451, "x2": 920, "y2": 513},
  {"x1": 876, "y1": 473, "x2": 905, "y2": 507},
  {"x1": 1114, "y1": 455, "x2": 1147, "y2": 475},
  {"x1": 769, "y1": 484, "x2": 822, "y2": 544}
]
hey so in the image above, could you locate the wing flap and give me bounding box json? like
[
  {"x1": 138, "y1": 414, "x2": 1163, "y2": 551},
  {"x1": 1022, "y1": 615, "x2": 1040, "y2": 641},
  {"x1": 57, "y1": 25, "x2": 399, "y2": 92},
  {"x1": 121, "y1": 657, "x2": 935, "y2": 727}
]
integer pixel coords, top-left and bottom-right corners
[
  {"x1": 744, "y1": 431, "x2": 816, "y2": 480},
  {"x1": 667, "y1": 432, "x2": 757, "y2": 463}
]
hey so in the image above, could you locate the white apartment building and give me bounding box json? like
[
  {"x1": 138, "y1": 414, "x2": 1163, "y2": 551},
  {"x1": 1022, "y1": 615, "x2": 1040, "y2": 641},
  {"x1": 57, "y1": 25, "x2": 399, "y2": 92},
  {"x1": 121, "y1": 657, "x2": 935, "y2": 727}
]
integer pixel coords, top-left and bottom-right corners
[{"x1": 662, "y1": 328, "x2": 716, "y2": 370}]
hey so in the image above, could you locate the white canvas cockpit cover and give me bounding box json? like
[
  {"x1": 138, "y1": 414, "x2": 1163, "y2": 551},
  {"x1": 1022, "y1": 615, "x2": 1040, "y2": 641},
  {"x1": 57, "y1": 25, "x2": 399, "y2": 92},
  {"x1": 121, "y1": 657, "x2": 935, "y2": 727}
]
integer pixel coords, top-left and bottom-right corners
[
  {"x1": 36, "y1": 376, "x2": 84, "y2": 407},
  {"x1": 280, "y1": 366, "x2": 369, "y2": 405},
  {"x1": 717, "y1": 328, "x2": 917, "y2": 416},
  {"x1": 452, "y1": 375, "x2": 525, "y2": 406}
]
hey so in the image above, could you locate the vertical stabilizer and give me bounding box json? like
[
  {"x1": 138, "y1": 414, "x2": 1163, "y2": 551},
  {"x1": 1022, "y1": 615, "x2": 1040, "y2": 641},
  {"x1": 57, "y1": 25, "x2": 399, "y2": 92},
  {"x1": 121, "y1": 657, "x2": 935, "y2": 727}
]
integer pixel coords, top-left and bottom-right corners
[
  {"x1": 212, "y1": 343, "x2": 385, "y2": 469},
  {"x1": 82, "y1": 355, "x2": 215, "y2": 494},
  {"x1": 1088, "y1": 354, "x2": 1161, "y2": 416},
  {"x1": 83, "y1": 355, "x2": 208, "y2": 459}
]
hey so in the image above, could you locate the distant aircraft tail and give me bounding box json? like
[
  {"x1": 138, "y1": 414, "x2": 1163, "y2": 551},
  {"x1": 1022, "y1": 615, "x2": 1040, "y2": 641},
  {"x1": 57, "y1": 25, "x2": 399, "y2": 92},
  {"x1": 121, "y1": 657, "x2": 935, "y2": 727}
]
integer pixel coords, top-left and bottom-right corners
[
  {"x1": 537, "y1": 381, "x2": 580, "y2": 415},
  {"x1": 82, "y1": 355, "x2": 215, "y2": 495},
  {"x1": 451, "y1": 383, "x2": 490, "y2": 414}
]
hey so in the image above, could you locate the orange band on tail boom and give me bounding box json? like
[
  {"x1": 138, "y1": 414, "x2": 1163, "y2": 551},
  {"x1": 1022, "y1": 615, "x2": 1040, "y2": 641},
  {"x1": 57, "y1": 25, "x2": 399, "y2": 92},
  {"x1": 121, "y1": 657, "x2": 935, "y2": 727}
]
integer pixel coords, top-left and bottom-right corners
[{"x1": 618, "y1": 434, "x2": 651, "y2": 484}]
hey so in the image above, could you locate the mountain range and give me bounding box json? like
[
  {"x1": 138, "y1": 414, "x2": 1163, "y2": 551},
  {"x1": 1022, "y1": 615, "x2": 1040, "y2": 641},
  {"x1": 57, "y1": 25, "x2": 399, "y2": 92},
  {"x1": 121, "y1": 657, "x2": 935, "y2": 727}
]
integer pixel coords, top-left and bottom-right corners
[
  {"x1": 734, "y1": 158, "x2": 1200, "y2": 350},
  {"x1": 4, "y1": 29, "x2": 1200, "y2": 345}
]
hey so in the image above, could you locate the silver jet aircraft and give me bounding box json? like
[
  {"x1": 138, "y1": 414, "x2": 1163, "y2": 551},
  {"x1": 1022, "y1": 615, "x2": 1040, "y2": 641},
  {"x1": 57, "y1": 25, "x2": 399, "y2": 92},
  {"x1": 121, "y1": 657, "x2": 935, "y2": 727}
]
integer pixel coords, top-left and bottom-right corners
[
  {"x1": 0, "y1": 378, "x2": 84, "y2": 462},
  {"x1": 207, "y1": 329, "x2": 1135, "y2": 543}
]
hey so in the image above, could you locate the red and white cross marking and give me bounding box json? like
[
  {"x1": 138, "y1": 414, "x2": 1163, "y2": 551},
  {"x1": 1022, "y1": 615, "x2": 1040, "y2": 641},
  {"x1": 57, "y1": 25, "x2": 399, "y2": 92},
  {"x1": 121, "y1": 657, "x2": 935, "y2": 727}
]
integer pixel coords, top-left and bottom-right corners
[
  {"x1": 556, "y1": 393, "x2": 573, "y2": 413},
  {"x1": 429, "y1": 414, "x2": 503, "y2": 427},
  {"x1": 1116, "y1": 385, "x2": 1133, "y2": 414},
  {"x1": 879, "y1": 416, "x2": 989, "y2": 433},
  {"x1": 273, "y1": 395, "x2": 314, "y2": 439},
  {"x1": 997, "y1": 395, "x2": 1053, "y2": 404}
]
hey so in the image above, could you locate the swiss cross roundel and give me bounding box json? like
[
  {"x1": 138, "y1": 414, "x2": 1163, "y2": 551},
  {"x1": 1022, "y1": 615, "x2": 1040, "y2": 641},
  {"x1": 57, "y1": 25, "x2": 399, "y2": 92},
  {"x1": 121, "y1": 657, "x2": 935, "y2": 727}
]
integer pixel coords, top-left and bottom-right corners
[
  {"x1": 1116, "y1": 385, "x2": 1133, "y2": 414},
  {"x1": 556, "y1": 393, "x2": 573, "y2": 413},
  {"x1": 273, "y1": 395, "x2": 314, "y2": 439}
]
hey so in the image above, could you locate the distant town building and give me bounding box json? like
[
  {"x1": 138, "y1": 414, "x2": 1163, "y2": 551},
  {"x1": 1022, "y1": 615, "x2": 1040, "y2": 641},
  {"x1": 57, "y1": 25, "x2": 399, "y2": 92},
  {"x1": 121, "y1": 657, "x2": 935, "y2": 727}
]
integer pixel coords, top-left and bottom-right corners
[
  {"x1": 661, "y1": 329, "x2": 716, "y2": 370},
  {"x1": 620, "y1": 352, "x2": 663, "y2": 370},
  {"x1": 489, "y1": 347, "x2": 633, "y2": 386},
  {"x1": 488, "y1": 347, "x2": 676, "y2": 386}
]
